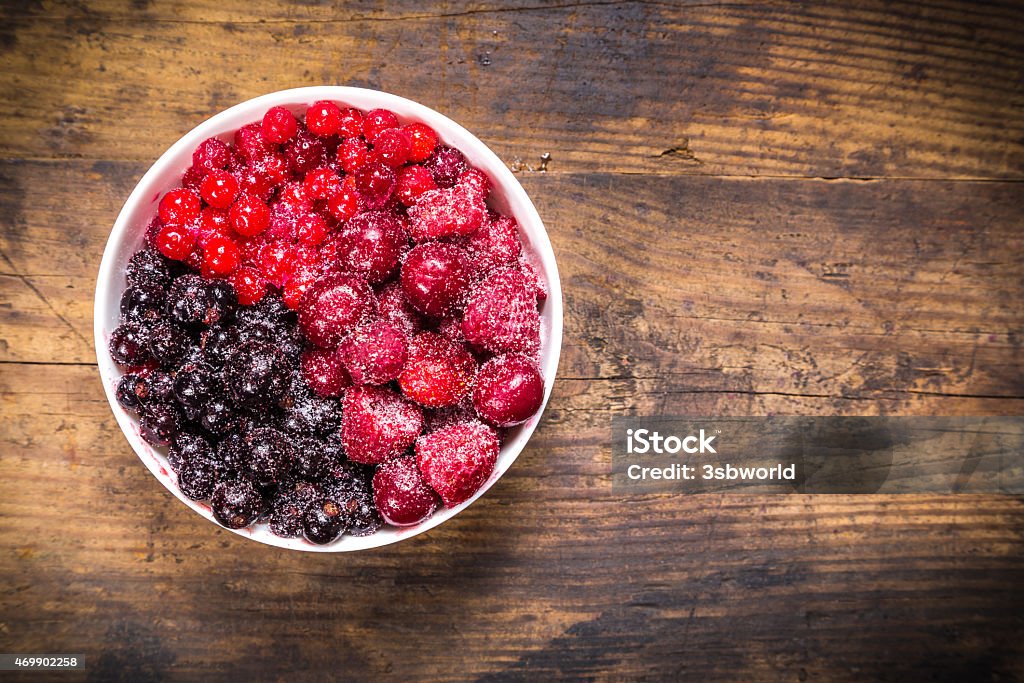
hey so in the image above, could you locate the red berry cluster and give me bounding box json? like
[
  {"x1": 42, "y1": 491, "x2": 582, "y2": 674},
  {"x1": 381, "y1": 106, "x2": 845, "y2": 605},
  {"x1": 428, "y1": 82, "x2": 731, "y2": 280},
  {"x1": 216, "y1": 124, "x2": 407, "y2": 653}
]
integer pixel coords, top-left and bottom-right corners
[{"x1": 143, "y1": 100, "x2": 549, "y2": 530}]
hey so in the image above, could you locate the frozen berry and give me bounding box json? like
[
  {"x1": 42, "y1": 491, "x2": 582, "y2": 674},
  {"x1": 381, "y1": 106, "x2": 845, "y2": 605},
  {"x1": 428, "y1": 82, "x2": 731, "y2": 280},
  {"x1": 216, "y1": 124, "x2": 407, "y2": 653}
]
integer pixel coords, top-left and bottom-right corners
[
  {"x1": 305, "y1": 100, "x2": 343, "y2": 137},
  {"x1": 199, "y1": 169, "x2": 240, "y2": 209},
  {"x1": 400, "y1": 242, "x2": 472, "y2": 317},
  {"x1": 235, "y1": 122, "x2": 274, "y2": 161},
  {"x1": 371, "y1": 128, "x2": 410, "y2": 168},
  {"x1": 202, "y1": 235, "x2": 241, "y2": 276},
  {"x1": 372, "y1": 456, "x2": 439, "y2": 527},
  {"x1": 158, "y1": 188, "x2": 202, "y2": 226},
  {"x1": 140, "y1": 404, "x2": 181, "y2": 446},
  {"x1": 407, "y1": 184, "x2": 486, "y2": 242},
  {"x1": 336, "y1": 211, "x2": 407, "y2": 284},
  {"x1": 126, "y1": 249, "x2": 171, "y2": 290},
  {"x1": 261, "y1": 106, "x2": 298, "y2": 144},
  {"x1": 303, "y1": 167, "x2": 341, "y2": 201},
  {"x1": 303, "y1": 498, "x2": 347, "y2": 544},
  {"x1": 229, "y1": 194, "x2": 270, "y2": 237},
  {"x1": 192, "y1": 137, "x2": 230, "y2": 171},
  {"x1": 341, "y1": 385, "x2": 423, "y2": 464},
  {"x1": 115, "y1": 373, "x2": 146, "y2": 411},
  {"x1": 173, "y1": 367, "x2": 216, "y2": 409},
  {"x1": 473, "y1": 354, "x2": 545, "y2": 426},
  {"x1": 245, "y1": 426, "x2": 295, "y2": 486},
  {"x1": 464, "y1": 215, "x2": 522, "y2": 275},
  {"x1": 155, "y1": 224, "x2": 195, "y2": 261},
  {"x1": 211, "y1": 479, "x2": 264, "y2": 529},
  {"x1": 282, "y1": 128, "x2": 327, "y2": 176},
  {"x1": 339, "y1": 320, "x2": 408, "y2": 386},
  {"x1": 223, "y1": 341, "x2": 292, "y2": 408},
  {"x1": 423, "y1": 146, "x2": 467, "y2": 188},
  {"x1": 395, "y1": 165, "x2": 437, "y2": 206},
  {"x1": 459, "y1": 168, "x2": 490, "y2": 201},
  {"x1": 178, "y1": 461, "x2": 217, "y2": 500},
  {"x1": 402, "y1": 123, "x2": 438, "y2": 163},
  {"x1": 362, "y1": 108, "x2": 399, "y2": 143},
  {"x1": 147, "y1": 320, "x2": 189, "y2": 366},
  {"x1": 399, "y1": 332, "x2": 476, "y2": 408},
  {"x1": 338, "y1": 136, "x2": 369, "y2": 174},
  {"x1": 119, "y1": 283, "x2": 165, "y2": 323},
  {"x1": 229, "y1": 266, "x2": 267, "y2": 306},
  {"x1": 416, "y1": 420, "x2": 499, "y2": 507},
  {"x1": 353, "y1": 162, "x2": 396, "y2": 210},
  {"x1": 377, "y1": 282, "x2": 423, "y2": 337},
  {"x1": 200, "y1": 324, "x2": 240, "y2": 367},
  {"x1": 519, "y1": 261, "x2": 548, "y2": 302},
  {"x1": 326, "y1": 181, "x2": 361, "y2": 221},
  {"x1": 336, "y1": 107, "x2": 364, "y2": 138},
  {"x1": 462, "y1": 268, "x2": 540, "y2": 355},
  {"x1": 199, "y1": 397, "x2": 237, "y2": 435},
  {"x1": 168, "y1": 431, "x2": 215, "y2": 474},
  {"x1": 166, "y1": 275, "x2": 209, "y2": 327},
  {"x1": 109, "y1": 322, "x2": 150, "y2": 365},
  {"x1": 298, "y1": 272, "x2": 376, "y2": 348},
  {"x1": 300, "y1": 347, "x2": 350, "y2": 397}
]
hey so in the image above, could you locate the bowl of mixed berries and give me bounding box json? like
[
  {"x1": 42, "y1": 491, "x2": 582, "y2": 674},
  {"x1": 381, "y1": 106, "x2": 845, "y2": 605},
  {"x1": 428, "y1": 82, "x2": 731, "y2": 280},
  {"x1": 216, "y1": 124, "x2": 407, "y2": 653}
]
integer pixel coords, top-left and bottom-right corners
[{"x1": 94, "y1": 87, "x2": 562, "y2": 551}]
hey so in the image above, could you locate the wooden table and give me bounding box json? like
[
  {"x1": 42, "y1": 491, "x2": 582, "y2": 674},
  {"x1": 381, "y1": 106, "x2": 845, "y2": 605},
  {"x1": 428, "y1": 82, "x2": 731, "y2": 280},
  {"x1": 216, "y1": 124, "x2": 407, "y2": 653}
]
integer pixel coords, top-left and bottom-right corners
[{"x1": 2, "y1": 2, "x2": 1023, "y2": 680}]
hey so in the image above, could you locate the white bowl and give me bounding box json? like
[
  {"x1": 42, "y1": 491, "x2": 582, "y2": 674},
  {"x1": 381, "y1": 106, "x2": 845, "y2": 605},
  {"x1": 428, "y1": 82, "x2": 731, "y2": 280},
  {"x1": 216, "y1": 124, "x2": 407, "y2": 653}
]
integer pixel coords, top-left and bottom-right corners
[{"x1": 94, "y1": 87, "x2": 563, "y2": 552}]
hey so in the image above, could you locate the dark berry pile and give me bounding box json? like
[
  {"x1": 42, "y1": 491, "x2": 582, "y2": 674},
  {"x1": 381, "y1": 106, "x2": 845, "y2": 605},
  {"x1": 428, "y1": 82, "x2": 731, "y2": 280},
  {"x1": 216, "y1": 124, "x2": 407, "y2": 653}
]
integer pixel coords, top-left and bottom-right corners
[{"x1": 109, "y1": 100, "x2": 548, "y2": 545}]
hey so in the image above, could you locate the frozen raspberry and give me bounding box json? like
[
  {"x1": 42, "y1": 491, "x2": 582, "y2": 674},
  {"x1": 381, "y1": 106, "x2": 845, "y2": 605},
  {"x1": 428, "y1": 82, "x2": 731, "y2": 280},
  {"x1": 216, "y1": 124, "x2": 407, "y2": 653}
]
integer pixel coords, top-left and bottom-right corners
[
  {"x1": 234, "y1": 122, "x2": 274, "y2": 161},
  {"x1": 377, "y1": 282, "x2": 423, "y2": 337},
  {"x1": 262, "y1": 106, "x2": 298, "y2": 144},
  {"x1": 298, "y1": 272, "x2": 376, "y2": 348},
  {"x1": 459, "y1": 168, "x2": 490, "y2": 201},
  {"x1": 283, "y1": 128, "x2": 327, "y2": 176},
  {"x1": 202, "y1": 235, "x2": 241, "y2": 277},
  {"x1": 257, "y1": 240, "x2": 292, "y2": 288},
  {"x1": 395, "y1": 165, "x2": 437, "y2": 206},
  {"x1": 192, "y1": 137, "x2": 231, "y2": 171},
  {"x1": 342, "y1": 385, "x2": 423, "y2": 464},
  {"x1": 340, "y1": 320, "x2": 408, "y2": 386},
  {"x1": 155, "y1": 224, "x2": 195, "y2": 261},
  {"x1": 300, "y1": 347, "x2": 350, "y2": 397},
  {"x1": 335, "y1": 211, "x2": 407, "y2": 284},
  {"x1": 336, "y1": 107, "x2": 364, "y2": 138},
  {"x1": 229, "y1": 266, "x2": 267, "y2": 306},
  {"x1": 338, "y1": 136, "x2": 369, "y2": 173},
  {"x1": 199, "y1": 169, "x2": 239, "y2": 209},
  {"x1": 400, "y1": 242, "x2": 472, "y2": 317},
  {"x1": 372, "y1": 456, "x2": 439, "y2": 527},
  {"x1": 423, "y1": 146, "x2": 467, "y2": 188},
  {"x1": 435, "y1": 316, "x2": 466, "y2": 345},
  {"x1": 464, "y1": 215, "x2": 522, "y2": 275},
  {"x1": 303, "y1": 167, "x2": 341, "y2": 201},
  {"x1": 399, "y1": 332, "x2": 476, "y2": 408},
  {"x1": 473, "y1": 353, "x2": 545, "y2": 426},
  {"x1": 407, "y1": 184, "x2": 486, "y2": 242},
  {"x1": 519, "y1": 261, "x2": 548, "y2": 302},
  {"x1": 402, "y1": 123, "x2": 438, "y2": 163},
  {"x1": 229, "y1": 194, "x2": 270, "y2": 237},
  {"x1": 158, "y1": 188, "x2": 201, "y2": 226},
  {"x1": 362, "y1": 108, "x2": 399, "y2": 144},
  {"x1": 416, "y1": 420, "x2": 499, "y2": 507},
  {"x1": 305, "y1": 100, "x2": 343, "y2": 136},
  {"x1": 371, "y1": 128, "x2": 410, "y2": 168},
  {"x1": 462, "y1": 268, "x2": 540, "y2": 355},
  {"x1": 353, "y1": 162, "x2": 396, "y2": 210}
]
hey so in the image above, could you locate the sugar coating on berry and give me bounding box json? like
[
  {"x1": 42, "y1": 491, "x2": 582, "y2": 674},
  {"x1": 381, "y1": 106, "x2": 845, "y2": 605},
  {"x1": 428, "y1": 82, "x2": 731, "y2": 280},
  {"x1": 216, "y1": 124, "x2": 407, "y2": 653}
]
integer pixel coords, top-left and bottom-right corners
[
  {"x1": 407, "y1": 184, "x2": 486, "y2": 242},
  {"x1": 299, "y1": 272, "x2": 376, "y2": 348},
  {"x1": 372, "y1": 455, "x2": 439, "y2": 526},
  {"x1": 462, "y1": 268, "x2": 541, "y2": 355},
  {"x1": 340, "y1": 320, "x2": 408, "y2": 386},
  {"x1": 336, "y1": 211, "x2": 407, "y2": 284},
  {"x1": 300, "y1": 347, "x2": 351, "y2": 397},
  {"x1": 473, "y1": 353, "x2": 545, "y2": 427},
  {"x1": 399, "y1": 332, "x2": 476, "y2": 408},
  {"x1": 424, "y1": 146, "x2": 467, "y2": 188},
  {"x1": 377, "y1": 282, "x2": 423, "y2": 337},
  {"x1": 416, "y1": 420, "x2": 499, "y2": 507},
  {"x1": 342, "y1": 385, "x2": 424, "y2": 464},
  {"x1": 464, "y1": 215, "x2": 522, "y2": 275},
  {"x1": 400, "y1": 242, "x2": 472, "y2": 318}
]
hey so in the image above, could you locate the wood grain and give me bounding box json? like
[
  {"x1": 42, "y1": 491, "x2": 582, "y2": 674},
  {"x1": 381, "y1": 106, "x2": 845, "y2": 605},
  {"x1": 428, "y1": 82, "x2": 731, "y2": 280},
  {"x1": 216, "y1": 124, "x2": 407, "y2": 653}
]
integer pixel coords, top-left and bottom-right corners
[{"x1": 2, "y1": 1, "x2": 1023, "y2": 681}]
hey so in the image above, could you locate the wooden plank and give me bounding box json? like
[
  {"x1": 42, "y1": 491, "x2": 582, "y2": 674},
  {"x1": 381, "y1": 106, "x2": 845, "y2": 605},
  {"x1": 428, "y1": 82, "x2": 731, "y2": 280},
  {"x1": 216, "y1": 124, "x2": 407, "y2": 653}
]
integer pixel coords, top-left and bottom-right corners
[
  {"x1": 1, "y1": 2, "x2": 1022, "y2": 178},
  {"x1": 1, "y1": 363, "x2": 1023, "y2": 682},
  {"x1": 2, "y1": 160, "x2": 1022, "y2": 403}
]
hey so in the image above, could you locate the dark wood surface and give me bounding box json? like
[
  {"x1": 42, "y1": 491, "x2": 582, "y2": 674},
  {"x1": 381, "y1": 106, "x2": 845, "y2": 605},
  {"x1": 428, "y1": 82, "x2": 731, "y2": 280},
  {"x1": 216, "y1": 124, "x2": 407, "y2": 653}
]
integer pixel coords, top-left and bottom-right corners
[{"x1": 2, "y1": 1, "x2": 1024, "y2": 681}]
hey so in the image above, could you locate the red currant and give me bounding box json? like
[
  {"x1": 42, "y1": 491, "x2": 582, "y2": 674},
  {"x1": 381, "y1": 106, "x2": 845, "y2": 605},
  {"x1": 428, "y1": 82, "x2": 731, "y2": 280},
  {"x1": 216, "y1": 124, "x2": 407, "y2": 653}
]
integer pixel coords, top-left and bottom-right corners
[
  {"x1": 258, "y1": 240, "x2": 292, "y2": 288},
  {"x1": 402, "y1": 123, "x2": 438, "y2": 163},
  {"x1": 305, "y1": 100, "x2": 343, "y2": 137},
  {"x1": 196, "y1": 207, "x2": 232, "y2": 246},
  {"x1": 155, "y1": 224, "x2": 195, "y2": 261},
  {"x1": 338, "y1": 136, "x2": 369, "y2": 174},
  {"x1": 193, "y1": 137, "x2": 231, "y2": 171},
  {"x1": 158, "y1": 188, "x2": 201, "y2": 226},
  {"x1": 326, "y1": 180, "x2": 361, "y2": 221},
  {"x1": 303, "y1": 168, "x2": 341, "y2": 201},
  {"x1": 362, "y1": 108, "x2": 399, "y2": 144},
  {"x1": 337, "y1": 108, "x2": 364, "y2": 138},
  {"x1": 229, "y1": 266, "x2": 267, "y2": 306},
  {"x1": 199, "y1": 169, "x2": 240, "y2": 209},
  {"x1": 354, "y1": 162, "x2": 396, "y2": 209},
  {"x1": 395, "y1": 165, "x2": 437, "y2": 205},
  {"x1": 295, "y1": 213, "x2": 330, "y2": 246},
  {"x1": 371, "y1": 128, "x2": 411, "y2": 168},
  {"x1": 229, "y1": 194, "x2": 270, "y2": 237},
  {"x1": 202, "y1": 235, "x2": 241, "y2": 276},
  {"x1": 261, "y1": 106, "x2": 298, "y2": 144}
]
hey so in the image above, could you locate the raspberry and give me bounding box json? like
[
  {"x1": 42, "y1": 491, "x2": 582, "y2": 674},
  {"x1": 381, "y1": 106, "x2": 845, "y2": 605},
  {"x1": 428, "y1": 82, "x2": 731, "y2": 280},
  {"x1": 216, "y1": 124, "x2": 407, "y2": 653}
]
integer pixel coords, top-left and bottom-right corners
[
  {"x1": 325, "y1": 179, "x2": 361, "y2": 221},
  {"x1": 395, "y1": 165, "x2": 437, "y2": 206},
  {"x1": 362, "y1": 108, "x2": 399, "y2": 144},
  {"x1": 377, "y1": 282, "x2": 423, "y2": 337},
  {"x1": 353, "y1": 162, "x2": 396, "y2": 210},
  {"x1": 283, "y1": 128, "x2": 328, "y2": 176},
  {"x1": 192, "y1": 137, "x2": 231, "y2": 171},
  {"x1": 298, "y1": 272, "x2": 376, "y2": 348},
  {"x1": 340, "y1": 320, "x2": 408, "y2": 386},
  {"x1": 459, "y1": 168, "x2": 490, "y2": 201},
  {"x1": 300, "y1": 347, "x2": 350, "y2": 397},
  {"x1": 371, "y1": 128, "x2": 410, "y2": 168},
  {"x1": 473, "y1": 353, "x2": 545, "y2": 426},
  {"x1": 199, "y1": 169, "x2": 240, "y2": 209},
  {"x1": 372, "y1": 456, "x2": 439, "y2": 526},
  {"x1": 402, "y1": 123, "x2": 438, "y2": 163},
  {"x1": 399, "y1": 332, "x2": 476, "y2": 408},
  {"x1": 400, "y1": 242, "x2": 472, "y2": 317},
  {"x1": 303, "y1": 167, "x2": 341, "y2": 201},
  {"x1": 519, "y1": 261, "x2": 548, "y2": 302},
  {"x1": 229, "y1": 194, "x2": 271, "y2": 237},
  {"x1": 335, "y1": 107, "x2": 364, "y2": 138},
  {"x1": 464, "y1": 215, "x2": 523, "y2": 275},
  {"x1": 234, "y1": 122, "x2": 274, "y2": 161},
  {"x1": 416, "y1": 420, "x2": 499, "y2": 507},
  {"x1": 462, "y1": 268, "x2": 541, "y2": 355},
  {"x1": 305, "y1": 100, "x2": 343, "y2": 136},
  {"x1": 202, "y1": 235, "x2": 241, "y2": 277},
  {"x1": 424, "y1": 146, "x2": 467, "y2": 188},
  {"x1": 338, "y1": 136, "x2": 369, "y2": 174},
  {"x1": 336, "y1": 210, "x2": 407, "y2": 284},
  {"x1": 155, "y1": 224, "x2": 195, "y2": 261},
  {"x1": 295, "y1": 213, "x2": 330, "y2": 246},
  {"x1": 408, "y1": 184, "x2": 486, "y2": 242},
  {"x1": 261, "y1": 106, "x2": 298, "y2": 144},
  {"x1": 342, "y1": 385, "x2": 423, "y2": 464},
  {"x1": 158, "y1": 188, "x2": 201, "y2": 226}
]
